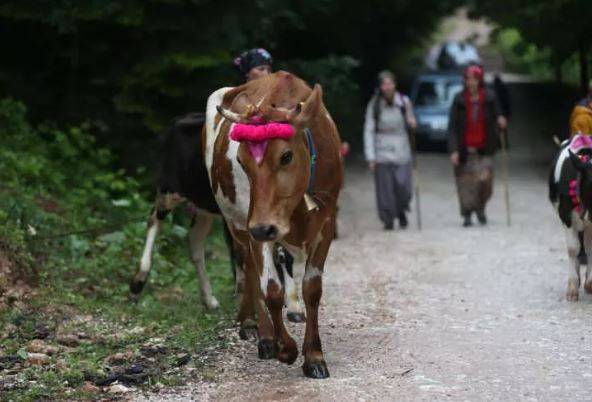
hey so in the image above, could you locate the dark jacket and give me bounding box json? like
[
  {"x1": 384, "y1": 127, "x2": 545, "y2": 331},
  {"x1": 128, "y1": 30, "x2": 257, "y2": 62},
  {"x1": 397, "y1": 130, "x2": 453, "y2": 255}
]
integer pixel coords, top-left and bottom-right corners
[{"x1": 448, "y1": 89, "x2": 502, "y2": 161}]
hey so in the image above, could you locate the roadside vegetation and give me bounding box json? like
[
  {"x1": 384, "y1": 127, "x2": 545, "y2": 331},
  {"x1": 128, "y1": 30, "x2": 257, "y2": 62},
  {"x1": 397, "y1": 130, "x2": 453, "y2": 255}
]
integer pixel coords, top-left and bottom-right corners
[{"x1": 0, "y1": 99, "x2": 235, "y2": 400}]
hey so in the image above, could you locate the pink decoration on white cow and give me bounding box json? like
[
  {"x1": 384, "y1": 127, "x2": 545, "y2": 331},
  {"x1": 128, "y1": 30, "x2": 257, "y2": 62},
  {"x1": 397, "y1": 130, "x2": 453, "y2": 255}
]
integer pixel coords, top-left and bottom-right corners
[{"x1": 569, "y1": 133, "x2": 592, "y2": 154}]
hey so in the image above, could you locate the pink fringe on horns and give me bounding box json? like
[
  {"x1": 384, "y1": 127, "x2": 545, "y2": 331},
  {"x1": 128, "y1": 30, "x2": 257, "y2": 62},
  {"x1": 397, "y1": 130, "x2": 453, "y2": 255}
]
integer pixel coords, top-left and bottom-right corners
[{"x1": 230, "y1": 122, "x2": 295, "y2": 143}]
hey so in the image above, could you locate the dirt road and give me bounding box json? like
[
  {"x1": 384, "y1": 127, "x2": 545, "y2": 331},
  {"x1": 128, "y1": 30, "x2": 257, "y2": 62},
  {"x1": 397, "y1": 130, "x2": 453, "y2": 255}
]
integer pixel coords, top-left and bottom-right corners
[{"x1": 140, "y1": 84, "x2": 592, "y2": 401}]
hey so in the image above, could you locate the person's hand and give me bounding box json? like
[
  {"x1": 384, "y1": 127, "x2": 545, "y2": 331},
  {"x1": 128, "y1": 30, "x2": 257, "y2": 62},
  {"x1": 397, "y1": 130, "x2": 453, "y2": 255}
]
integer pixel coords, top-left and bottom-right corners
[
  {"x1": 450, "y1": 152, "x2": 460, "y2": 166},
  {"x1": 368, "y1": 161, "x2": 376, "y2": 172},
  {"x1": 497, "y1": 116, "x2": 507, "y2": 130},
  {"x1": 340, "y1": 142, "x2": 350, "y2": 157},
  {"x1": 407, "y1": 116, "x2": 418, "y2": 131}
]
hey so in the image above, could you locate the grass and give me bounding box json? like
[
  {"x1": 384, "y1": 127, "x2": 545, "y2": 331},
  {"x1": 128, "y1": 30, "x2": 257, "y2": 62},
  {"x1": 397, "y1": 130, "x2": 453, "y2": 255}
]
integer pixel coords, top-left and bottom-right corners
[
  {"x1": 1, "y1": 218, "x2": 236, "y2": 401},
  {"x1": 0, "y1": 99, "x2": 237, "y2": 400}
]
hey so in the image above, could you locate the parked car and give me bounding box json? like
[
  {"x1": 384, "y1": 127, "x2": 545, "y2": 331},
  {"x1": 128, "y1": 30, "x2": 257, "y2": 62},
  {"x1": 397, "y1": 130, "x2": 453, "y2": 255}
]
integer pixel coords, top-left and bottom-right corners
[{"x1": 410, "y1": 72, "x2": 463, "y2": 149}]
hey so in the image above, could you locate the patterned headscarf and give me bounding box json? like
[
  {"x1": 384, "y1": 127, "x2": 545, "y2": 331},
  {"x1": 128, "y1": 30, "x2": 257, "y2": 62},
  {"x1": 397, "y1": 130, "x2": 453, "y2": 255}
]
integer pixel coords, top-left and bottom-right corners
[{"x1": 234, "y1": 48, "x2": 273, "y2": 76}]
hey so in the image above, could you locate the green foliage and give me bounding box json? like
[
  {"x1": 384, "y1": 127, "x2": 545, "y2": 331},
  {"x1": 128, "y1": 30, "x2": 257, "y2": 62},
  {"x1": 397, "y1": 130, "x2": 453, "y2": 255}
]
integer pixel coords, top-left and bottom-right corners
[
  {"x1": 0, "y1": 99, "x2": 234, "y2": 398},
  {"x1": 283, "y1": 55, "x2": 362, "y2": 145},
  {"x1": 469, "y1": 0, "x2": 592, "y2": 86},
  {"x1": 0, "y1": 0, "x2": 461, "y2": 152},
  {"x1": 493, "y1": 28, "x2": 553, "y2": 78}
]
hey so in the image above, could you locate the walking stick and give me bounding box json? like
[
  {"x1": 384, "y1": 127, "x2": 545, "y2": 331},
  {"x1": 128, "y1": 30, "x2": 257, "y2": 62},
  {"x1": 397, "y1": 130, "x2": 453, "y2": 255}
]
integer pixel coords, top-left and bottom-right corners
[
  {"x1": 410, "y1": 128, "x2": 422, "y2": 230},
  {"x1": 499, "y1": 128, "x2": 511, "y2": 226}
]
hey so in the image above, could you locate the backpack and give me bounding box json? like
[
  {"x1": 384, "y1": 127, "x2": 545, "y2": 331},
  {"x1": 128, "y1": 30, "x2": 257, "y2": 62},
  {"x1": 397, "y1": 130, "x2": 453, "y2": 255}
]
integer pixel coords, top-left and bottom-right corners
[{"x1": 372, "y1": 91, "x2": 408, "y2": 133}]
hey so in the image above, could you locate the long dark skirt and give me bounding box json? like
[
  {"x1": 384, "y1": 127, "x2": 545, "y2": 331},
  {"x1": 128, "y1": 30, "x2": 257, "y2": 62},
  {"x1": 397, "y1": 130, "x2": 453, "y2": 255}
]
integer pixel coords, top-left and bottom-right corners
[
  {"x1": 374, "y1": 162, "x2": 412, "y2": 225},
  {"x1": 454, "y1": 151, "x2": 493, "y2": 216}
]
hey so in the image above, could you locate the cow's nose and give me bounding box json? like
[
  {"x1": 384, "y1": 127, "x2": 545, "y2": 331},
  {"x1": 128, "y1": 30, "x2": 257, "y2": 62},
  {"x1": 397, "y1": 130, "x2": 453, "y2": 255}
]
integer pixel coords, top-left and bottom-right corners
[{"x1": 249, "y1": 224, "x2": 279, "y2": 241}]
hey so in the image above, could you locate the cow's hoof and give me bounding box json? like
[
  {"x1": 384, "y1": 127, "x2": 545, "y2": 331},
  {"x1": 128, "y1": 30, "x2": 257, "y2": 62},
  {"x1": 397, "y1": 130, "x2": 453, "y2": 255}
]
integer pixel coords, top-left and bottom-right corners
[
  {"x1": 129, "y1": 280, "x2": 145, "y2": 295},
  {"x1": 567, "y1": 278, "x2": 580, "y2": 301},
  {"x1": 258, "y1": 339, "x2": 277, "y2": 360},
  {"x1": 238, "y1": 327, "x2": 258, "y2": 341},
  {"x1": 303, "y1": 360, "x2": 330, "y2": 379},
  {"x1": 277, "y1": 339, "x2": 298, "y2": 365},
  {"x1": 238, "y1": 319, "x2": 258, "y2": 340},
  {"x1": 584, "y1": 280, "x2": 592, "y2": 294},
  {"x1": 567, "y1": 290, "x2": 579, "y2": 302},
  {"x1": 287, "y1": 312, "x2": 306, "y2": 323}
]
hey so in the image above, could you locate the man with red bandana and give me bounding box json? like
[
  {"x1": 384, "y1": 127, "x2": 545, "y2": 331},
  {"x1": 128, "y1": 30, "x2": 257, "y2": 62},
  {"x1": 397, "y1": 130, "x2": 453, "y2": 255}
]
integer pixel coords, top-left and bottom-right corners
[{"x1": 448, "y1": 64, "x2": 507, "y2": 227}]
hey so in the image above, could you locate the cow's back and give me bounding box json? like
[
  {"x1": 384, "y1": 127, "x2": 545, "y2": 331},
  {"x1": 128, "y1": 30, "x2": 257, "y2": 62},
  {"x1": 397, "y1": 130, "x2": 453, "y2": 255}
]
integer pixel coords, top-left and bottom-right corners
[{"x1": 159, "y1": 113, "x2": 220, "y2": 214}]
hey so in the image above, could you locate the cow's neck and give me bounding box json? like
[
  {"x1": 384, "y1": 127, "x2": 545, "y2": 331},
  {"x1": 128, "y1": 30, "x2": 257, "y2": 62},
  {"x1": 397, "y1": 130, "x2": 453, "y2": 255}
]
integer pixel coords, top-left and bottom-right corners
[
  {"x1": 304, "y1": 127, "x2": 317, "y2": 194},
  {"x1": 580, "y1": 179, "x2": 592, "y2": 220}
]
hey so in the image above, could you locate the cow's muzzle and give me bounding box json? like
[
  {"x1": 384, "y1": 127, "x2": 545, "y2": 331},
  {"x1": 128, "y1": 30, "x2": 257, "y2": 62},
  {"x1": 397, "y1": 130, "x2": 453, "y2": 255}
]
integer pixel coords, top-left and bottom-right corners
[{"x1": 249, "y1": 224, "x2": 279, "y2": 242}]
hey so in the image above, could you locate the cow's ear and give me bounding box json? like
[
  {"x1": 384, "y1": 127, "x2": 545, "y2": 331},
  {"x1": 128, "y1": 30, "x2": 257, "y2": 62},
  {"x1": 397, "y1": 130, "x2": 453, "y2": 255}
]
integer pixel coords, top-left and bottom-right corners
[
  {"x1": 569, "y1": 150, "x2": 589, "y2": 173},
  {"x1": 222, "y1": 84, "x2": 248, "y2": 105},
  {"x1": 290, "y1": 84, "x2": 323, "y2": 128}
]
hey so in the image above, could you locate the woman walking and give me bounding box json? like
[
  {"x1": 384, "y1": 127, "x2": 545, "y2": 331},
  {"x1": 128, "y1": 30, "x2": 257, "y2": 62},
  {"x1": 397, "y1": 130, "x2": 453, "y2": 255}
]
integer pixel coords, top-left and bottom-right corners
[
  {"x1": 448, "y1": 65, "x2": 507, "y2": 227},
  {"x1": 364, "y1": 70, "x2": 417, "y2": 230}
]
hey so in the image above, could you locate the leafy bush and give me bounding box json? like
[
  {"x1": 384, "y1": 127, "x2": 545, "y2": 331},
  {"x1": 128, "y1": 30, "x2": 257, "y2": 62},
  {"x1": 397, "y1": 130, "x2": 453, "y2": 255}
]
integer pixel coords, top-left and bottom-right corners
[
  {"x1": 283, "y1": 55, "x2": 363, "y2": 146},
  {"x1": 0, "y1": 98, "x2": 234, "y2": 399},
  {"x1": 493, "y1": 28, "x2": 553, "y2": 79}
]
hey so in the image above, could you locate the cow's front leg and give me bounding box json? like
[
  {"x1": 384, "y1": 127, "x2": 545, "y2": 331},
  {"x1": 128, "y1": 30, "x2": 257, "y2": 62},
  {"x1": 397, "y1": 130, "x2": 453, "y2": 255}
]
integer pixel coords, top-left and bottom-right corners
[
  {"x1": 583, "y1": 226, "x2": 592, "y2": 294},
  {"x1": 227, "y1": 230, "x2": 258, "y2": 340},
  {"x1": 188, "y1": 213, "x2": 219, "y2": 310},
  {"x1": 565, "y1": 226, "x2": 581, "y2": 301},
  {"x1": 285, "y1": 265, "x2": 306, "y2": 323},
  {"x1": 248, "y1": 241, "x2": 278, "y2": 359},
  {"x1": 263, "y1": 244, "x2": 298, "y2": 364},
  {"x1": 131, "y1": 192, "x2": 183, "y2": 296},
  {"x1": 275, "y1": 246, "x2": 306, "y2": 323},
  {"x1": 301, "y1": 226, "x2": 334, "y2": 379}
]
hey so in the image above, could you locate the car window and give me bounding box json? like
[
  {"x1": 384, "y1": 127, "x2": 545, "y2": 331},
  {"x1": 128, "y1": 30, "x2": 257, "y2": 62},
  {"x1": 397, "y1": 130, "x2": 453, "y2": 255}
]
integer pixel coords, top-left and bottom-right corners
[{"x1": 415, "y1": 80, "x2": 463, "y2": 107}]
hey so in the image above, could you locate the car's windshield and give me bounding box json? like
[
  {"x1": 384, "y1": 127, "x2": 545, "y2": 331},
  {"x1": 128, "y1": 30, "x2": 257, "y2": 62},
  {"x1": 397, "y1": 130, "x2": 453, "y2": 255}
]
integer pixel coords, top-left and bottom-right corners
[{"x1": 415, "y1": 80, "x2": 463, "y2": 108}]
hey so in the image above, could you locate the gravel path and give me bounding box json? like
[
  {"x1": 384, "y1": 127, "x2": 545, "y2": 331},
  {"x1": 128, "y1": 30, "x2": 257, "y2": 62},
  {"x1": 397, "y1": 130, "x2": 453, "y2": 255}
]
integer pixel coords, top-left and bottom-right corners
[{"x1": 141, "y1": 85, "x2": 592, "y2": 401}]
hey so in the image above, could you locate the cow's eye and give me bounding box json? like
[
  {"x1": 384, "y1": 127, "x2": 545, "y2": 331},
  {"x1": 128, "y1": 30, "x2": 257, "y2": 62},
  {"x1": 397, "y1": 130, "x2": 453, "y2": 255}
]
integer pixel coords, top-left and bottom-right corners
[{"x1": 280, "y1": 150, "x2": 293, "y2": 166}]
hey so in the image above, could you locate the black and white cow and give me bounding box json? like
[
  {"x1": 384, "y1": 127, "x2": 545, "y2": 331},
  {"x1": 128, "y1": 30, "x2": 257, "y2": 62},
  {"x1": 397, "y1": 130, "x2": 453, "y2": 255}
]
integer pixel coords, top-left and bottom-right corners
[
  {"x1": 549, "y1": 134, "x2": 592, "y2": 301},
  {"x1": 130, "y1": 112, "x2": 305, "y2": 323}
]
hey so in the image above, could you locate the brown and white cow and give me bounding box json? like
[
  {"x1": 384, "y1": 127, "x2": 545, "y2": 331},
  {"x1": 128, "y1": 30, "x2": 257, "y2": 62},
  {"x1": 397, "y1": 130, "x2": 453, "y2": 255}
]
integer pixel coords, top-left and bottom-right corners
[
  {"x1": 203, "y1": 71, "x2": 343, "y2": 378},
  {"x1": 130, "y1": 113, "x2": 306, "y2": 326}
]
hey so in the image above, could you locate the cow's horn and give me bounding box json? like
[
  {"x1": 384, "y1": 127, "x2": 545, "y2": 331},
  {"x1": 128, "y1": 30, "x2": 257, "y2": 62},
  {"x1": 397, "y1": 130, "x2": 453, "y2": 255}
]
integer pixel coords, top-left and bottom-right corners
[{"x1": 216, "y1": 105, "x2": 244, "y2": 123}]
